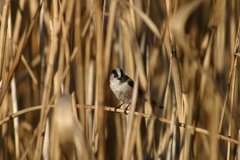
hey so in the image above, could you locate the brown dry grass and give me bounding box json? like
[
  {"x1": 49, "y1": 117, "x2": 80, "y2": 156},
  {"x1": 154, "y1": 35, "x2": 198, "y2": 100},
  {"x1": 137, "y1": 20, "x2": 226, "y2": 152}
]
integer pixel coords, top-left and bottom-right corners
[{"x1": 0, "y1": 0, "x2": 240, "y2": 160}]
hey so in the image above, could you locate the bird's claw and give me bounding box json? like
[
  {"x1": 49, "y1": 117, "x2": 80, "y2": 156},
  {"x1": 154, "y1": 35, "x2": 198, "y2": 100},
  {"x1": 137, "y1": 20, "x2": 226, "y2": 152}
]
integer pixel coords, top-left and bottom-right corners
[
  {"x1": 114, "y1": 106, "x2": 120, "y2": 112},
  {"x1": 124, "y1": 108, "x2": 128, "y2": 115},
  {"x1": 114, "y1": 103, "x2": 124, "y2": 113}
]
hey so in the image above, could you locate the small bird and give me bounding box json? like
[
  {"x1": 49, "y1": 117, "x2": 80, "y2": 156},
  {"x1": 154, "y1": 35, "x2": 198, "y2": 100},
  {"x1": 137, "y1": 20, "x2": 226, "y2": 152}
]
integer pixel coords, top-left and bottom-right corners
[{"x1": 109, "y1": 68, "x2": 164, "y2": 115}]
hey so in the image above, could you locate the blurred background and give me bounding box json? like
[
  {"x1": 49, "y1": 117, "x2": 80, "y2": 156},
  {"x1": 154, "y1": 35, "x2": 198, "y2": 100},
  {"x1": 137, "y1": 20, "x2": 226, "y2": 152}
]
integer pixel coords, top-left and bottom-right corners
[{"x1": 0, "y1": 0, "x2": 240, "y2": 159}]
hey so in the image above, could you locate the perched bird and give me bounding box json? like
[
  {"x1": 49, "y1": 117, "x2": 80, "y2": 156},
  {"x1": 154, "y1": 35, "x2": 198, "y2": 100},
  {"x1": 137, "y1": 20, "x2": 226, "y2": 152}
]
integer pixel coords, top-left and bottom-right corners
[{"x1": 109, "y1": 68, "x2": 164, "y2": 115}]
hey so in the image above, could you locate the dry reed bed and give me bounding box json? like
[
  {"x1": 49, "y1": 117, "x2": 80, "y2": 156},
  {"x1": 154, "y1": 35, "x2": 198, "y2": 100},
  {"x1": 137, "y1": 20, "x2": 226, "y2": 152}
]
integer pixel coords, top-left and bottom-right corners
[{"x1": 0, "y1": 0, "x2": 240, "y2": 160}]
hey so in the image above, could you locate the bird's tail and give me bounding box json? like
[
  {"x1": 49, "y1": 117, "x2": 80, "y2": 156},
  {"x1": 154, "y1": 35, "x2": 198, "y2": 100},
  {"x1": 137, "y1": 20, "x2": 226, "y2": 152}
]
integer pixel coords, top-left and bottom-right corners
[
  {"x1": 151, "y1": 100, "x2": 164, "y2": 109},
  {"x1": 139, "y1": 93, "x2": 164, "y2": 109}
]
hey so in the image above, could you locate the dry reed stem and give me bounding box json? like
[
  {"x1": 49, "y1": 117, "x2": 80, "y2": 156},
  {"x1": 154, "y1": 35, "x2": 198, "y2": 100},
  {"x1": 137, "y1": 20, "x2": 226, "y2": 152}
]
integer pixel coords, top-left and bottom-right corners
[
  {"x1": 137, "y1": 2, "x2": 155, "y2": 136},
  {"x1": 12, "y1": 0, "x2": 25, "y2": 44},
  {"x1": 82, "y1": 14, "x2": 93, "y2": 38},
  {"x1": 157, "y1": 60, "x2": 171, "y2": 158},
  {"x1": 238, "y1": 130, "x2": 240, "y2": 160},
  {"x1": 118, "y1": 5, "x2": 162, "y2": 158},
  {"x1": 171, "y1": 57, "x2": 182, "y2": 117},
  {"x1": 182, "y1": 93, "x2": 191, "y2": 160},
  {"x1": 121, "y1": 3, "x2": 134, "y2": 76},
  {"x1": 0, "y1": 5, "x2": 42, "y2": 159},
  {"x1": 227, "y1": 58, "x2": 238, "y2": 160},
  {"x1": 225, "y1": 16, "x2": 240, "y2": 160},
  {"x1": 0, "y1": 35, "x2": 10, "y2": 158},
  {"x1": 131, "y1": 116, "x2": 141, "y2": 158},
  {"x1": 199, "y1": 2, "x2": 221, "y2": 158},
  {"x1": 199, "y1": 30, "x2": 214, "y2": 101},
  {"x1": 166, "y1": 107, "x2": 176, "y2": 160},
  {"x1": 169, "y1": 1, "x2": 203, "y2": 159},
  {"x1": 87, "y1": 61, "x2": 94, "y2": 152},
  {"x1": 218, "y1": 18, "x2": 238, "y2": 133},
  {"x1": 129, "y1": 0, "x2": 136, "y2": 33},
  {"x1": 0, "y1": 2, "x2": 9, "y2": 79},
  {"x1": 122, "y1": 1, "x2": 161, "y2": 39},
  {"x1": 7, "y1": 4, "x2": 21, "y2": 159},
  {"x1": 136, "y1": 129, "x2": 143, "y2": 160},
  {"x1": 35, "y1": 0, "x2": 61, "y2": 159},
  {"x1": 17, "y1": 100, "x2": 51, "y2": 160},
  {"x1": 0, "y1": 2, "x2": 43, "y2": 104},
  {"x1": 1, "y1": 104, "x2": 240, "y2": 146},
  {"x1": 145, "y1": 117, "x2": 156, "y2": 154},
  {"x1": 119, "y1": 19, "x2": 148, "y2": 97},
  {"x1": 219, "y1": 83, "x2": 230, "y2": 133},
  {"x1": 19, "y1": 128, "x2": 38, "y2": 160},
  {"x1": 39, "y1": 0, "x2": 45, "y2": 102},
  {"x1": 74, "y1": 1, "x2": 93, "y2": 159},
  {"x1": 166, "y1": 0, "x2": 184, "y2": 159},
  {"x1": 75, "y1": 0, "x2": 86, "y2": 138},
  {"x1": 104, "y1": 0, "x2": 118, "y2": 76},
  {"x1": 71, "y1": 92, "x2": 78, "y2": 119},
  {"x1": 20, "y1": 55, "x2": 38, "y2": 84},
  {"x1": 148, "y1": 47, "x2": 161, "y2": 82},
  {"x1": 11, "y1": 73, "x2": 20, "y2": 160},
  {"x1": 183, "y1": 60, "x2": 197, "y2": 160},
  {"x1": 215, "y1": 0, "x2": 226, "y2": 74},
  {"x1": 122, "y1": 72, "x2": 139, "y2": 160},
  {"x1": 166, "y1": 0, "x2": 173, "y2": 45},
  {"x1": 170, "y1": 0, "x2": 204, "y2": 117},
  {"x1": 1, "y1": 101, "x2": 9, "y2": 160},
  {"x1": 94, "y1": 1, "x2": 105, "y2": 160},
  {"x1": 84, "y1": 26, "x2": 93, "y2": 102}
]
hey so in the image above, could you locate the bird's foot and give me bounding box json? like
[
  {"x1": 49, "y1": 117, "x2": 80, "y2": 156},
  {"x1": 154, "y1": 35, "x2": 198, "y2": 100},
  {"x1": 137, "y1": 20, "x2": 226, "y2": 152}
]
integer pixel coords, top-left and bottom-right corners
[
  {"x1": 124, "y1": 103, "x2": 131, "y2": 115},
  {"x1": 124, "y1": 108, "x2": 128, "y2": 115},
  {"x1": 114, "y1": 106, "x2": 121, "y2": 112},
  {"x1": 114, "y1": 103, "x2": 124, "y2": 112}
]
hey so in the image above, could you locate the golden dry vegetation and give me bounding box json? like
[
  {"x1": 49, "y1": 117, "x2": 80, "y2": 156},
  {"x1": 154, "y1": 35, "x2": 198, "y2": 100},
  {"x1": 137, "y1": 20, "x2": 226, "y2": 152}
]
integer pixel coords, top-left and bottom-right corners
[{"x1": 0, "y1": 0, "x2": 240, "y2": 160}]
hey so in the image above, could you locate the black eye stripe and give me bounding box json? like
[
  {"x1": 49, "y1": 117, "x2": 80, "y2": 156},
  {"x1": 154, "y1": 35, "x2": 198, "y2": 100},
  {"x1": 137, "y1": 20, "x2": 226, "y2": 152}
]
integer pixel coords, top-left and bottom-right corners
[
  {"x1": 111, "y1": 70, "x2": 118, "y2": 78},
  {"x1": 111, "y1": 68, "x2": 125, "y2": 79}
]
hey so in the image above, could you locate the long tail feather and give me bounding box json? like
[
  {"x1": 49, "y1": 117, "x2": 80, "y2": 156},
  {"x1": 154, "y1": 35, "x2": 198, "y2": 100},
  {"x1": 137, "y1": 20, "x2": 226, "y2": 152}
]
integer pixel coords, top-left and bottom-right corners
[{"x1": 151, "y1": 100, "x2": 164, "y2": 109}]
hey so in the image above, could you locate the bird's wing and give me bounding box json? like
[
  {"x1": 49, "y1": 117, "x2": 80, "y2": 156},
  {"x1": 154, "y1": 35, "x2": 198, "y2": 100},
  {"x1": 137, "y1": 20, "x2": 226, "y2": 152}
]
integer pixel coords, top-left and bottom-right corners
[
  {"x1": 125, "y1": 76, "x2": 164, "y2": 109},
  {"x1": 125, "y1": 76, "x2": 144, "y2": 97},
  {"x1": 126, "y1": 77, "x2": 134, "y2": 88}
]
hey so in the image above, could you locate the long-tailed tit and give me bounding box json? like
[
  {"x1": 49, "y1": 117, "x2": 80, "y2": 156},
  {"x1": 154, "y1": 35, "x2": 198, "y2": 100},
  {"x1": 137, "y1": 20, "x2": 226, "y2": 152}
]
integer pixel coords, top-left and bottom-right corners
[{"x1": 109, "y1": 68, "x2": 164, "y2": 114}]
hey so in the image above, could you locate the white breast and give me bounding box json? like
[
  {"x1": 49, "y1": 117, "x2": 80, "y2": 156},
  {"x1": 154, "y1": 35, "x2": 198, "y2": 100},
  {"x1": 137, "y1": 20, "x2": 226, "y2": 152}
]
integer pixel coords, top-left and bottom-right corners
[{"x1": 110, "y1": 81, "x2": 133, "y2": 104}]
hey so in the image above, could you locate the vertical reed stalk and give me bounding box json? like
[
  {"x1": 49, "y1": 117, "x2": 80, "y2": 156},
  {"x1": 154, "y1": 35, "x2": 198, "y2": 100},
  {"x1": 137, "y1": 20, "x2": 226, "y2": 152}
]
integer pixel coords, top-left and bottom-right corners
[
  {"x1": 94, "y1": 1, "x2": 105, "y2": 160},
  {"x1": 35, "y1": 0, "x2": 60, "y2": 159},
  {"x1": 0, "y1": 1, "x2": 9, "y2": 79}
]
